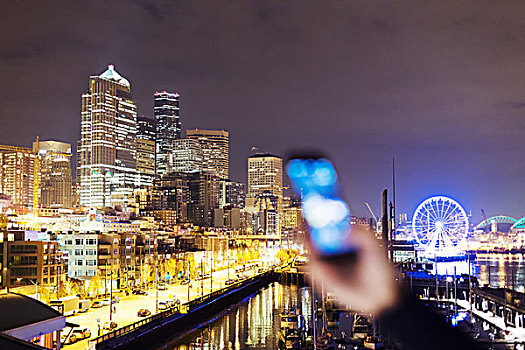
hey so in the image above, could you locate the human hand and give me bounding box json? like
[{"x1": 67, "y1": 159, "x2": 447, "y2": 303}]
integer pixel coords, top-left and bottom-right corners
[{"x1": 309, "y1": 226, "x2": 399, "y2": 315}]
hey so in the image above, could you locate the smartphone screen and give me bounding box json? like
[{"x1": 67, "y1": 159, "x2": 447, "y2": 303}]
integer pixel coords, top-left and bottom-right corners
[{"x1": 286, "y1": 157, "x2": 354, "y2": 256}]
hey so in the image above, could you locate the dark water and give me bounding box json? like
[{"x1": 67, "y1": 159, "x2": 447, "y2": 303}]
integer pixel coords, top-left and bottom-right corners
[
  {"x1": 156, "y1": 283, "x2": 315, "y2": 350},
  {"x1": 157, "y1": 255, "x2": 525, "y2": 349}
]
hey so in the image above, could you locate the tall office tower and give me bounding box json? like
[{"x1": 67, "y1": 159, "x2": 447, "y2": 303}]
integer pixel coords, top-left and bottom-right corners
[
  {"x1": 78, "y1": 65, "x2": 138, "y2": 208},
  {"x1": 172, "y1": 139, "x2": 203, "y2": 173},
  {"x1": 33, "y1": 140, "x2": 73, "y2": 209},
  {"x1": 146, "y1": 172, "x2": 190, "y2": 223},
  {"x1": 187, "y1": 171, "x2": 220, "y2": 226},
  {"x1": 136, "y1": 115, "x2": 156, "y2": 187},
  {"x1": 247, "y1": 154, "x2": 283, "y2": 235},
  {"x1": 146, "y1": 171, "x2": 220, "y2": 226},
  {"x1": 186, "y1": 129, "x2": 229, "y2": 179},
  {"x1": 219, "y1": 180, "x2": 246, "y2": 208},
  {"x1": 0, "y1": 144, "x2": 36, "y2": 210},
  {"x1": 154, "y1": 91, "x2": 181, "y2": 176}
]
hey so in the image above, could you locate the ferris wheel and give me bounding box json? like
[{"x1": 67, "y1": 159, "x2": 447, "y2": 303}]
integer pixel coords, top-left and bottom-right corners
[{"x1": 412, "y1": 196, "x2": 469, "y2": 257}]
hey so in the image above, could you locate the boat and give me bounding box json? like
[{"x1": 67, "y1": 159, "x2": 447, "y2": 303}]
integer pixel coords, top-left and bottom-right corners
[
  {"x1": 352, "y1": 314, "x2": 372, "y2": 339},
  {"x1": 279, "y1": 309, "x2": 305, "y2": 349},
  {"x1": 315, "y1": 334, "x2": 337, "y2": 349},
  {"x1": 281, "y1": 309, "x2": 302, "y2": 330},
  {"x1": 279, "y1": 328, "x2": 303, "y2": 349},
  {"x1": 364, "y1": 336, "x2": 384, "y2": 349}
]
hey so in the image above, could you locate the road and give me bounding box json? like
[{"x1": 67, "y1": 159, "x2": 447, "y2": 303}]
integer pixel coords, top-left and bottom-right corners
[{"x1": 64, "y1": 265, "x2": 262, "y2": 350}]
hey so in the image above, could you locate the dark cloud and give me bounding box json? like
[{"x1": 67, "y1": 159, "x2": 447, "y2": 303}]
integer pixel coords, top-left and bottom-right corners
[{"x1": 1, "y1": 1, "x2": 525, "y2": 221}]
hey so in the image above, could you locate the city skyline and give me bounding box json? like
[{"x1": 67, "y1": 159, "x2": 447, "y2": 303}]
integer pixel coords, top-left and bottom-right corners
[{"x1": 3, "y1": 2, "x2": 525, "y2": 220}]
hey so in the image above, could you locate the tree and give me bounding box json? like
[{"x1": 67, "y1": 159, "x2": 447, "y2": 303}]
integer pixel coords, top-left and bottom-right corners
[{"x1": 88, "y1": 274, "x2": 103, "y2": 298}]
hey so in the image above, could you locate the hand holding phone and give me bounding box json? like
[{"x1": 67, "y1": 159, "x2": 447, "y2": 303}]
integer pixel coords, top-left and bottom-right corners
[{"x1": 286, "y1": 155, "x2": 355, "y2": 257}]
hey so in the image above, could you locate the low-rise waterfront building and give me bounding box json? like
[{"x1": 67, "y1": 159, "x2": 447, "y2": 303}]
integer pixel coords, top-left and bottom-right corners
[{"x1": 7, "y1": 239, "x2": 67, "y2": 291}]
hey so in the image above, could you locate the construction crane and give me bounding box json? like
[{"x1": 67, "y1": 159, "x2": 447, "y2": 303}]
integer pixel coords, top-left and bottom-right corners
[{"x1": 365, "y1": 202, "x2": 381, "y2": 233}]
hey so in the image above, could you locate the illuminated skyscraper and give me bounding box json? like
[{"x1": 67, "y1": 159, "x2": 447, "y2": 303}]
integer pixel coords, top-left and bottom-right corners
[
  {"x1": 78, "y1": 65, "x2": 138, "y2": 208},
  {"x1": 247, "y1": 154, "x2": 283, "y2": 235},
  {"x1": 186, "y1": 129, "x2": 229, "y2": 179},
  {"x1": 172, "y1": 139, "x2": 203, "y2": 173},
  {"x1": 0, "y1": 144, "x2": 36, "y2": 210},
  {"x1": 154, "y1": 91, "x2": 181, "y2": 176},
  {"x1": 136, "y1": 115, "x2": 156, "y2": 187},
  {"x1": 219, "y1": 180, "x2": 246, "y2": 209},
  {"x1": 33, "y1": 140, "x2": 73, "y2": 209}
]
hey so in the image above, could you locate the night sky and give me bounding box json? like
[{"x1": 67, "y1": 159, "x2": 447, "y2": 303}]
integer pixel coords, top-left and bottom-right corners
[{"x1": 2, "y1": 1, "x2": 525, "y2": 222}]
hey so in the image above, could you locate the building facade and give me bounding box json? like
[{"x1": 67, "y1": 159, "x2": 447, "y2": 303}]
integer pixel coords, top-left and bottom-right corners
[
  {"x1": 155, "y1": 91, "x2": 181, "y2": 177},
  {"x1": 186, "y1": 129, "x2": 229, "y2": 179},
  {"x1": 33, "y1": 141, "x2": 73, "y2": 209},
  {"x1": 56, "y1": 232, "x2": 98, "y2": 279},
  {"x1": 147, "y1": 173, "x2": 189, "y2": 222},
  {"x1": 145, "y1": 171, "x2": 220, "y2": 226},
  {"x1": 219, "y1": 180, "x2": 246, "y2": 209},
  {"x1": 187, "y1": 171, "x2": 221, "y2": 227},
  {"x1": 78, "y1": 65, "x2": 138, "y2": 208},
  {"x1": 7, "y1": 240, "x2": 67, "y2": 290},
  {"x1": 247, "y1": 154, "x2": 283, "y2": 235},
  {"x1": 136, "y1": 115, "x2": 156, "y2": 187},
  {"x1": 172, "y1": 139, "x2": 203, "y2": 173},
  {"x1": 0, "y1": 144, "x2": 36, "y2": 210}
]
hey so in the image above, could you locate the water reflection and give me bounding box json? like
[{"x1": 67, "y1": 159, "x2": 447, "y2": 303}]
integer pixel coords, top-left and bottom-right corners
[
  {"x1": 159, "y1": 283, "x2": 313, "y2": 350},
  {"x1": 434, "y1": 253, "x2": 525, "y2": 292},
  {"x1": 160, "y1": 255, "x2": 525, "y2": 349},
  {"x1": 473, "y1": 253, "x2": 525, "y2": 291}
]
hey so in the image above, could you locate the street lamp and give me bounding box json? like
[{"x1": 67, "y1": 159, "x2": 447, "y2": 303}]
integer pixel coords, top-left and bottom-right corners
[
  {"x1": 200, "y1": 259, "x2": 204, "y2": 297},
  {"x1": 16, "y1": 278, "x2": 38, "y2": 300},
  {"x1": 109, "y1": 258, "x2": 114, "y2": 322},
  {"x1": 155, "y1": 262, "x2": 159, "y2": 313},
  {"x1": 210, "y1": 257, "x2": 213, "y2": 292}
]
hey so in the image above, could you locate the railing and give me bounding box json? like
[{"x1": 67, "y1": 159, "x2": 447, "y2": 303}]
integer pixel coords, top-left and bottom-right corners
[
  {"x1": 90, "y1": 302, "x2": 183, "y2": 345},
  {"x1": 89, "y1": 270, "x2": 275, "y2": 347}
]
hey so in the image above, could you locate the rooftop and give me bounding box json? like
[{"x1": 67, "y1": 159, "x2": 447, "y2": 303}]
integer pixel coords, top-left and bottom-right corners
[
  {"x1": 0, "y1": 293, "x2": 62, "y2": 333},
  {"x1": 0, "y1": 333, "x2": 48, "y2": 350},
  {"x1": 97, "y1": 64, "x2": 130, "y2": 87},
  {"x1": 248, "y1": 153, "x2": 282, "y2": 159}
]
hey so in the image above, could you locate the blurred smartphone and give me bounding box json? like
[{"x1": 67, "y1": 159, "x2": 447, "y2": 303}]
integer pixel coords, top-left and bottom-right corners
[{"x1": 286, "y1": 154, "x2": 355, "y2": 257}]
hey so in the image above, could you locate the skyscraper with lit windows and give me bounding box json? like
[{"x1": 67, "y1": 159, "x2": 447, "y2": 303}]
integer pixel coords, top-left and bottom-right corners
[
  {"x1": 136, "y1": 115, "x2": 156, "y2": 187},
  {"x1": 186, "y1": 129, "x2": 229, "y2": 179},
  {"x1": 154, "y1": 91, "x2": 180, "y2": 177},
  {"x1": 0, "y1": 144, "x2": 36, "y2": 210},
  {"x1": 78, "y1": 65, "x2": 137, "y2": 208},
  {"x1": 33, "y1": 140, "x2": 73, "y2": 209},
  {"x1": 247, "y1": 153, "x2": 283, "y2": 235}
]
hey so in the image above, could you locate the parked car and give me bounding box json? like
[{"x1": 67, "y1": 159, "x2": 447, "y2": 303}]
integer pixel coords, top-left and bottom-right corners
[
  {"x1": 158, "y1": 301, "x2": 169, "y2": 310},
  {"x1": 101, "y1": 299, "x2": 111, "y2": 306},
  {"x1": 180, "y1": 278, "x2": 190, "y2": 285},
  {"x1": 132, "y1": 289, "x2": 148, "y2": 295},
  {"x1": 71, "y1": 328, "x2": 91, "y2": 340},
  {"x1": 196, "y1": 273, "x2": 211, "y2": 280},
  {"x1": 137, "y1": 308, "x2": 151, "y2": 317},
  {"x1": 158, "y1": 283, "x2": 168, "y2": 290},
  {"x1": 61, "y1": 333, "x2": 78, "y2": 345},
  {"x1": 91, "y1": 301, "x2": 104, "y2": 308},
  {"x1": 102, "y1": 321, "x2": 118, "y2": 330},
  {"x1": 225, "y1": 278, "x2": 236, "y2": 285}
]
